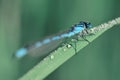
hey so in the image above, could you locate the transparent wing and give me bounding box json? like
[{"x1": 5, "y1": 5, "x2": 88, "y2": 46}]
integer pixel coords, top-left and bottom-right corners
[{"x1": 27, "y1": 39, "x2": 63, "y2": 58}]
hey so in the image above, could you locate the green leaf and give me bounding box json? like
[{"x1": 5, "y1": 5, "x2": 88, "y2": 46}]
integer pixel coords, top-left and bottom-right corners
[{"x1": 19, "y1": 17, "x2": 120, "y2": 80}]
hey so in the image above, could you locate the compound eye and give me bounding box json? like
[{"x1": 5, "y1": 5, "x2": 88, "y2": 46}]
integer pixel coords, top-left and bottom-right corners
[{"x1": 87, "y1": 22, "x2": 92, "y2": 28}]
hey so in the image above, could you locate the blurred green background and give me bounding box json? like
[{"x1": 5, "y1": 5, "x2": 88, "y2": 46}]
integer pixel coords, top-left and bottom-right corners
[{"x1": 0, "y1": 0, "x2": 120, "y2": 80}]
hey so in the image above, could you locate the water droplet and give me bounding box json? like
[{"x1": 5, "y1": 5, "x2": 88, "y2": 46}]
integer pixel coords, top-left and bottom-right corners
[
  {"x1": 63, "y1": 48, "x2": 66, "y2": 51},
  {"x1": 50, "y1": 55, "x2": 54, "y2": 59},
  {"x1": 67, "y1": 44, "x2": 72, "y2": 48}
]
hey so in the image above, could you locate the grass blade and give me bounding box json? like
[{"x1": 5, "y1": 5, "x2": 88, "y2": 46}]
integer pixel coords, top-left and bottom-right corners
[{"x1": 19, "y1": 17, "x2": 120, "y2": 80}]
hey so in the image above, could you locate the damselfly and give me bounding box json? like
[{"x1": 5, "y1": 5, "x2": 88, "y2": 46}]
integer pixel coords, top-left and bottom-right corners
[{"x1": 14, "y1": 21, "x2": 92, "y2": 58}]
